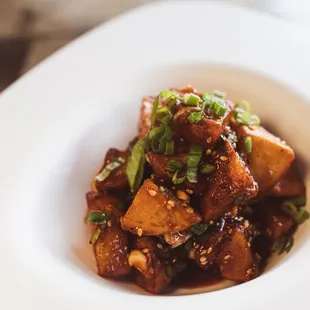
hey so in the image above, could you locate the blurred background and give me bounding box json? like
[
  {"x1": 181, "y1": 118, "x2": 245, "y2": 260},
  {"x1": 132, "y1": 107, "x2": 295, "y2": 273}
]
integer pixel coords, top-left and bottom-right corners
[{"x1": 0, "y1": 0, "x2": 309, "y2": 92}]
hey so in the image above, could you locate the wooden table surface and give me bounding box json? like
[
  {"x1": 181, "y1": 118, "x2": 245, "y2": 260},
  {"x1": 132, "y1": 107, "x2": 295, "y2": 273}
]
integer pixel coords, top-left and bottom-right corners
[{"x1": 0, "y1": 0, "x2": 309, "y2": 92}]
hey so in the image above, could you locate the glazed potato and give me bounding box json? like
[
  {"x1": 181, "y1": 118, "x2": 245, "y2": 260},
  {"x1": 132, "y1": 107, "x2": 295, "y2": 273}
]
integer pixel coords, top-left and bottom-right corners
[
  {"x1": 122, "y1": 179, "x2": 202, "y2": 235},
  {"x1": 138, "y1": 97, "x2": 154, "y2": 139},
  {"x1": 94, "y1": 223, "x2": 131, "y2": 278},
  {"x1": 173, "y1": 101, "x2": 234, "y2": 148},
  {"x1": 86, "y1": 191, "x2": 124, "y2": 217},
  {"x1": 237, "y1": 126, "x2": 295, "y2": 192},
  {"x1": 94, "y1": 148, "x2": 129, "y2": 192},
  {"x1": 200, "y1": 140, "x2": 258, "y2": 222},
  {"x1": 130, "y1": 236, "x2": 171, "y2": 294},
  {"x1": 218, "y1": 226, "x2": 255, "y2": 282},
  {"x1": 269, "y1": 166, "x2": 305, "y2": 197}
]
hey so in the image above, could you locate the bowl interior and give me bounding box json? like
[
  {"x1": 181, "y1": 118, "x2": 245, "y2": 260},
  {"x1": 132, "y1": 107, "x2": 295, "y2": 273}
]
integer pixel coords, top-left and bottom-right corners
[{"x1": 19, "y1": 63, "x2": 310, "y2": 295}]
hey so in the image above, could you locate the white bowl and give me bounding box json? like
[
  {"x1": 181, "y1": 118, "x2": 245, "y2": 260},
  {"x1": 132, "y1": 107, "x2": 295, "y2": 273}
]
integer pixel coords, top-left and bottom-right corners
[{"x1": 1, "y1": 1, "x2": 310, "y2": 309}]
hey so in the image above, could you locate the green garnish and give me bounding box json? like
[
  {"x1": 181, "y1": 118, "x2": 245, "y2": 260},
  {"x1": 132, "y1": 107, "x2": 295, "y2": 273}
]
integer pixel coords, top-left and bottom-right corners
[
  {"x1": 290, "y1": 195, "x2": 306, "y2": 206},
  {"x1": 212, "y1": 101, "x2": 227, "y2": 116},
  {"x1": 213, "y1": 90, "x2": 226, "y2": 98},
  {"x1": 188, "y1": 100, "x2": 208, "y2": 124},
  {"x1": 187, "y1": 144, "x2": 203, "y2": 183},
  {"x1": 200, "y1": 164, "x2": 216, "y2": 174},
  {"x1": 234, "y1": 101, "x2": 260, "y2": 126},
  {"x1": 183, "y1": 93, "x2": 200, "y2": 106},
  {"x1": 245, "y1": 136, "x2": 252, "y2": 153},
  {"x1": 236, "y1": 100, "x2": 251, "y2": 113},
  {"x1": 165, "y1": 160, "x2": 184, "y2": 173},
  {"x1": 89, "y1": 227, "x2": 102, "y2": 245},
  {"x1": 272, "y1": 236, "x2": 294, "y2": 254},
  {"x1": 88, "y1": 211, "x2": 108, "y2": 225},
  {"x1": 281, "y1": 200, "x2": 310, "y2": 225},
  {"x1": 126, "y1": 139, "x2": 148, "y2": 193},
  {"x1": 95, "y1": 157, "x2": 125, "y2": 182},
  {"x1": 189, "y1": 223, "x2": 209, "y2": 235},
  {"x1": 172, "y1": 171, "x2": 186, "y2": 184}
]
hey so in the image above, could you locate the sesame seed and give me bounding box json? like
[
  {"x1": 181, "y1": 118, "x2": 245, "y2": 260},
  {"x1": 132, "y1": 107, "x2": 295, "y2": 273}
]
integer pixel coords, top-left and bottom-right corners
[
  {"x1": 156, "y1": 244, "x2": 163, "y2": 249},
  {"x1": 220, "y1": 156, "x2": 228, "y2": 161},
  {"x1": 218, "y1": 236, "x2": 223, "y2": 242},
  {"x1": 244, "y1": 220, "x2": 250, "y2": 228},
  {"x1": 159, "y1": 186, "x2": 165, "y2": 191},
  {"x1": 192, "y1": 242, "x2": 196, "y2": 247},
  {"x1": 172, "y1": 258, "x2": 177, "y2": 263},
  {"x1": 200, "y1": 256, "x2": 207, "y2": 263},
  {"x1": 167, "y1": 205, "x2": 171, "y2": 210},
  {"x1": 194, "y1": 244, "x2": 200, "y2": 249},
  {"x1": 142, "y1": 248, "x2": 149, "y2": 254},
  {"x1": 224, "y1": 255, "x2": 231, "y2": 260},
  {"x1": 246, "y1": 268, "x2": 252, "y2": 276},
  {"x1": 137, "y1": 228, "x2": 143, "y2": 236},
  {"x1": 206, "y1": 137, "x2": 212, "y2": 143},
  {"x1": 207, "y1": 247, "x2": 213, "y2": 254},
  {"x1": 186, "y1": 207, "x2": 194, "y2": 214},
  {"x1": 212, "y1": 151, "x2": 217, "y2": 156},
  {"x1": 107, "y1": 220, "x2": 112, "y2": 227},
  {"x1": 177, "y1": 190, "x2": 190, "y2": 202},
  {"x1": 148, "y1": 190, "x2": 157, "y2": 196},
  {"x1": 209, "y1": 220, "x2": 214, "y2": 225},
  {"x1": 228, "y1": 228, "x2": 232, "y2": 234},
  {"x1": 206, "y1": 149, "x2": 212, "y2": 155},
  {"x1": 186, "y1": 189, "x2": 194, "y2": 195},
  {"x1": 168, "y1": 200, "x2": 175, "y2": 207},
  {"x1": 200, "y1": 249, "x2": 207, "y2": 255},
  {"x1": 149, "y1": 267, "x2": 154, "y2": 275},
  {"x1": 216, "y1": 222, "x2": 220, "y2": 226},
  {"x1": 201, "y1": 260, "x2": 207, "y2": 265},
  {"x1": 247, "y1": 242, "x2": 251, "y2": 248}
]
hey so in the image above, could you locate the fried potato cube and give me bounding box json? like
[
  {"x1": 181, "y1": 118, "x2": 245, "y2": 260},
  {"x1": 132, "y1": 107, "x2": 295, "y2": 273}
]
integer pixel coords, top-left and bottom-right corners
[
  {"x1": 218, "y1": 226, "x2": 255, "y2": 282},
  {"x1": 122, "y1": 179, "x2": 201, "y2": 235},
  {"x1": 268, "y1": 166, "x2": 305, "y2": 197},
  {"x1": 173, "y1": 101, "x2": 234, "y2": 148},
  {"x1": 94, "y1": 223, "x2": 131, "y2": 278},
  {"x1": 237, "y1": 126, "x2": 295, "y2": 192},
  {"x1": 94, "y1": 148, "x2": 129, "y2": 192},
  {"x1": 200, "y1": 140, "x2": 258, "y2": 221}
]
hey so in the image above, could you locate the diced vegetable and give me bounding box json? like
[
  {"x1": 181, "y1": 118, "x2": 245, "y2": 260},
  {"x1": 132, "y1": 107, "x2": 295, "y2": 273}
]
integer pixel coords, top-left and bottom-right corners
[{"x1": 121, "y1": 179, "x2": 202, "y2": 235}]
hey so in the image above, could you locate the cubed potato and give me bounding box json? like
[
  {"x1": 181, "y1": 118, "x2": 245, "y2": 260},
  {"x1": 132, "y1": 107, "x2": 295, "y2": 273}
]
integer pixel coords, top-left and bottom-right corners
[
  {"x1": 138, "y1": 97, "x2": 154, "y2": 139},
  {"x1": 122, "y1": 179, "x2": 202, "y2": 235},
  {"x1": 268, "y1": 166, "x2": 305, "y2": 197},
  {"x1": 94, "y1": 223, "x2": 131, "y2": 278},
  {"x1": 237, "y1": 126, "x2": 295, "y2": 192},
  {"x1": 146, "y1": 152, "x2": 187, "y2": 181},
  {"x1": 94, "y1": 148, "x2": 129, "y2": 192},
  {"x1": 131, "y1": 236, "x2": 171, "y2": 294},
  {"x1": 173, "y1": 101, "x2": 234, "y2": 148},
  {"x1": 218, "y1": 226, "x2": 255, "y2": 282},
  {"x1": 86, "y1": 191, "x2": 124, "y2": 217},
  {"x1": 195, "y1": 231, "x2": 226, "y2": 270},
  {"x1": 200, "y1": 140, "x2": 258, "y2": 221}
]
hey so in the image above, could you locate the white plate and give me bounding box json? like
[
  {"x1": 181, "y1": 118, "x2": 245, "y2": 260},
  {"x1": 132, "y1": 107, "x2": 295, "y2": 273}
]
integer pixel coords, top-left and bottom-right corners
[{"x1": 1, "y1": 1, "x2": 310, "y2": 309}]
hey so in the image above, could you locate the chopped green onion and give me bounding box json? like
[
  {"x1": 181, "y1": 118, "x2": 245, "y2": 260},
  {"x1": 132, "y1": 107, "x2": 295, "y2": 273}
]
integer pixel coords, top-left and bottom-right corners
[
  {"x1": 126, "y1": 140, "x2": 147, "y2": 193},
  {"x1": 200, "y1": 164, "x2": 216, "y2": 174},
  {"x1": 189, "y1": 223, "x2": 209, "y2": 235},
  {"x1": 290, "y1": 196, "x2": 306, "y2": 207},
  {"x1": 183, "y1": 93, "x2": 200, "y2": 106},
  {"x1": 95, "y1": 157, "x2": 125, "y2": 182},
  {"x1": 88, "y1": 211, "x2": 108, "y2": 225},
  {"x1": 160, "y1": 90, "x2": 177, "y2": 99},
  {"x1": 187, "y1": 144, "x2": 203, "y2": 183},
  {"x1": 172, "y1": 171, "x2": 186, "y2": 184},
  {"x1": 188, "y1": 111, "x2": 202, "y2": 123},
  {"x1": 245, "y1": 136, "x2": 252, "y2": 153},
  {"x1": 165, "y1": 140, "x2": 174, "y2": 155},
  {"x1": 201, "y1": 92, "x2": 211, "y2": 101},
  {"x1": 233, "y1": 195, "x2": 248, "y2": 206},
  {"x1": 235, "y1": 110, "x2": 260, "y2": 126},
  {"x1": 212, "y1": 101, "x2": 227, "y2": 116},
  {"x1": 156, "y1": 106, "x2": 170, "y2": 115},
  {"x1": 236, "y1": 100, "x2": 251, "y2": 113},
  {"x1": 165, "y1": 265, "x2": 173, "y2": 277},
  {"x1": 151, "y1": 96, "x2": 160, "y2": 127},
  {"x1": 165, "y1": 160, "x2": 184, "y2": 173},
  {"x1": 213, "y1": 90, "x2": 226, "y2": 98},
  {"x1": 272, "y1": 236, "x2": 294, "y2": 254},
  {"x1": 281, "y1": 200, "x2": 310, "y2": 225},
  {"x1": 89, "y1": 227, "x2": 102, "y2": 244}
]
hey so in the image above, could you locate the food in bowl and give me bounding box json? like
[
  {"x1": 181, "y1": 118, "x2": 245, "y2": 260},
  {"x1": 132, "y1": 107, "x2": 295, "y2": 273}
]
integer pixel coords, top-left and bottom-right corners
[{"x1": 85, "y1": 86, "x2": 308, "y2": 294}]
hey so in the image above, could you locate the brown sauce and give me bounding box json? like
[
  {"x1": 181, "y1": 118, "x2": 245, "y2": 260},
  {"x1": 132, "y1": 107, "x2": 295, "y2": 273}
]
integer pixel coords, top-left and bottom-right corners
[{"x1": 171, "y1": 262, "x2": 223, "y2": 289}]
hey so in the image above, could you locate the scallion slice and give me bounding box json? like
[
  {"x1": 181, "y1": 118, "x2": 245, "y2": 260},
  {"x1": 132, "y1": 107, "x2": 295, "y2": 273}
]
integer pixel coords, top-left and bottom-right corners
[
  {"x1": 200, "y1": 164, "x2": 216, "y2": 174},
  {"x1": 183, "y1": 93, "x2": 200, "y2": 106},
  {"x1": 165, "y1": 160, "x2": 184, "y2": 173},
  {"x1": 236, "y1": 100, "x2": 251, "y2": 113},
  {"x1": 89, "y1": 227, "x2": 102, "y2": 245},
  {"x1": 95, "y1": 157, "x2": 125, "y2": 182},
  {"x1": 245, "y1": 136, "x2": 252, "y2": 153},
  {"x1": 126, "y1": 140, "x2": 147, "y2": 193},
  {"x1": 213, "y1": 90, "x2": 226, "y2": 98},
  {"x1": 172, "y1": 171, "x2": 186, "y2": 184},
  {"x1": 187, "y1": 144, "x2": 203, "y2": 183},
  {"x1": 272, "y1": 236, "x2": 294, "y2": 254},
  {"x1": 281, "y1": 200, "x2": 310, "y2": 225},
  {"x1": 189, "y1": 223, "x2": 209, "y2": 235},
  {"x1": 88, "y1": 211, "x2": 108, "y2": 225}
]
